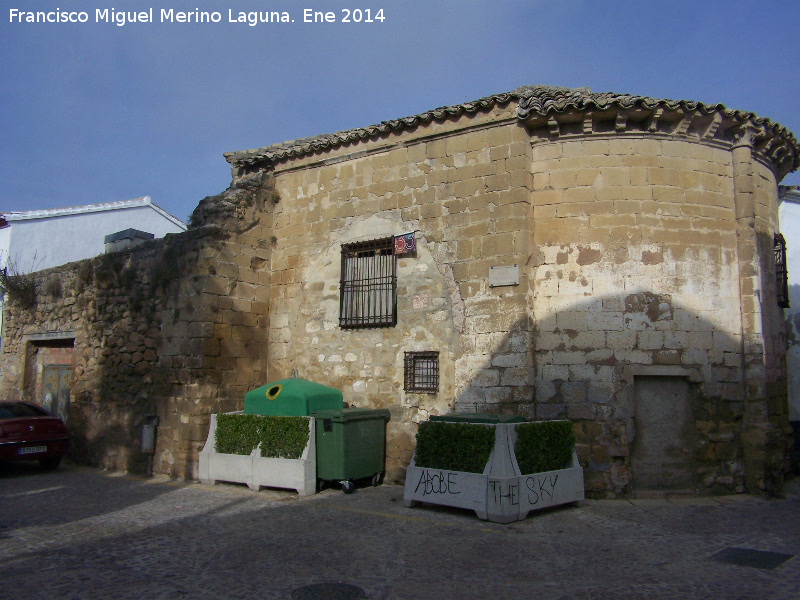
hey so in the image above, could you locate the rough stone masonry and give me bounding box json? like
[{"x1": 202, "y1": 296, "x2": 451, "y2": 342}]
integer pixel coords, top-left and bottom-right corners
[{"x1": 2, "y1": 86, "x2": 798, "y2": 497}]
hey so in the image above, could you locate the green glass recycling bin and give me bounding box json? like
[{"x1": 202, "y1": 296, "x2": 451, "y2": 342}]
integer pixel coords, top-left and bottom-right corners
[
  {"x1": 244, "y1": 378, "x2": 343, "y2": 416},
  {"x1": 313, "y1": 408, "x2": 391, "y2": 493},
  {"x1": 429, "y1": 413, "x2": 527, "y2": 424}
]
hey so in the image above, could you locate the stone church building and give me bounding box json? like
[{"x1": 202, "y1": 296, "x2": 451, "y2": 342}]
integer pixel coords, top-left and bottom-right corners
[{"x1": 1, "y1": 85, "x2": 797, "y2": 497}]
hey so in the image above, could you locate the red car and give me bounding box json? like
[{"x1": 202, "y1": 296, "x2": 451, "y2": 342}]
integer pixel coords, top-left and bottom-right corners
[{"x1": 0, "y1": 401, "x2": 69, "y2": 468}]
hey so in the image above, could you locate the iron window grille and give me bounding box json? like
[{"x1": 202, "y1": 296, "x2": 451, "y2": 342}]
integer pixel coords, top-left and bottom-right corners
[
  {"x1": 775, "y1": 233, "x2": 789, "y2": 308},
  {"x1": 340, "y1": 237, "x2": 397, "y2": 328},
  {"x1": 404, "y1": 351, "x2": 439, "y2": 393},
  {"x1": 775, "y1": 233, "x2": 790, "y2": 308}
]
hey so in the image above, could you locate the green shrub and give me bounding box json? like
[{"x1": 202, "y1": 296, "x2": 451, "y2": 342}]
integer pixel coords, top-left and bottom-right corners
[
  {"x1": 514, "y1": 420, "x2": 575, "y2": 474},
  {"x1": 414, "y1": 421, "x2": 495, "y2": 474},
  {"x1": 258, "y1": 416, "x2": 311, "y2": 459},
  {"x1": 215, "y1": 414, "x2": 261, "y2": 455},
  {"x1": 215, "y1": 414, "x2": 310, "y2": 459}
]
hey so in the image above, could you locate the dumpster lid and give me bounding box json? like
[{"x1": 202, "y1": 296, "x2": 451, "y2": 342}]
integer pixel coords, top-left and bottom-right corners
[
  {"x1": 429, "y1": 413, "x2": 527, "y2": 424},
  {"x1": 312, "y1": 408, "x2": 391, "y2": 422},
  {"x1": 252, "y1": 378, "x2": 342, "y2": 400}
]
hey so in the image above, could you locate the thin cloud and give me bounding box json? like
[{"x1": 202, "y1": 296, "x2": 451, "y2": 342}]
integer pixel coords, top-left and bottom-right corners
[{"x1": 1, "y1": 0, "x2": 799, "y2": 217}]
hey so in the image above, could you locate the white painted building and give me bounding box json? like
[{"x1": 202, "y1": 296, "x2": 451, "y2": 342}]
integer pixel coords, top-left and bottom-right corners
[
  {"x1": 0, "y1": 197, "x2": 186, "y2": 353},
  {"x1": 0, "y1": 197, "x2": 186, "y2": 272},
  {"x1": 779, "y1": 186, "x2": 800, "y2": 458}
]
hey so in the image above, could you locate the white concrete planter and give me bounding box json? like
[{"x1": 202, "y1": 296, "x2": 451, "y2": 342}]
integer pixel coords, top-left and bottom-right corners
[
  {"x1": 198, "y1": 413, "x2": 317, "y2": 496},
  {"x1": 404, "y1": 421, "x2": 584, "y2": 523}
]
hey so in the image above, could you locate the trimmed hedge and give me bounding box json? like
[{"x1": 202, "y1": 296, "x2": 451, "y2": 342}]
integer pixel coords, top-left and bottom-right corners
[
  {"x1": 257, "y1": 416, "x2": 311, "y2": 459},
  {"x1": 215, "y1": 414, "x2": 310, "y2": 459},
  {"x1": 514, "y1": 420, "x2": 575, "y2": 474},
  {"x1": 414, "y1": 421, "x2": 495, "y2": 474}
]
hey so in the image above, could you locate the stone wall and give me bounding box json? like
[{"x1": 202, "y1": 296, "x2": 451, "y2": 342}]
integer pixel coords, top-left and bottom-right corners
[
  {"x1": 226, "y1": 87, "x2": 795, "y2": 496},
  {"x1": 262, "y1": 104, "x2": 534, "y2": 479},
  {"x1": 0, "y1": 174, "x2": 276, "y2": 478},
  {"x1": 2, "y1": 87, "x2": 794, "y2": 497},
  {"x1": 526, "y1": 135, "x2": 746, "y2": 495}
]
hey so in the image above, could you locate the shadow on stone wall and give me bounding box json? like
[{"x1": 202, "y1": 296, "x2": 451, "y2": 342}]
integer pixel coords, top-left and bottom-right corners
[
  {"x1": 450, "y1": 287, "x2": 790, "y2": 497},
  {"x1": 784, "y1": 284, "x2": 800, "y2": 466},
  {"x1": 65, "y1": 234, "x2": 211, "y2": 475},
  {"x1": 0, "y1": 174, "x2": 280, "y2": 479}
]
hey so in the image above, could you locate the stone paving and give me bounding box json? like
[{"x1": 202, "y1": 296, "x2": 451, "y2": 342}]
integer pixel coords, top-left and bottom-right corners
[{"x1": 1, "y1": 461, "x2": 799, "y2": 599}]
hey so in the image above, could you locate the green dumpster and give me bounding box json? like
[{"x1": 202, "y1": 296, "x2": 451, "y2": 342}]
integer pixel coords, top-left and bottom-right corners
[
  {"x1": 313, "y1": 408, "x2": 391, "y2": 493},
  {"x1": 429, "y1": 413, "x2": 527, "y2": 424},
  {"x1": 244, "y1": 378, "x2": 343, "y2": 416}
]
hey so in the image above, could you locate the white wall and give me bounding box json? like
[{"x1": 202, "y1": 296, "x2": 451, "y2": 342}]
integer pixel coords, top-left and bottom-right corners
[
  {"x1": 779, "y1": 192, "x2": 800, "y2": 422},
  {"x1": 1, "y1": 202, "x2": 185, "y2": 272},
  {"x1": 0, "y1": 226, "x2": 11, "y2": 271}
]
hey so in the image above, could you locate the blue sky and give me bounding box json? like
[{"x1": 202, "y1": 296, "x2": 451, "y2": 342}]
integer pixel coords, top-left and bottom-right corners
[{"x1": 2, "y1": 0, "x2": 799, "y2": 223}]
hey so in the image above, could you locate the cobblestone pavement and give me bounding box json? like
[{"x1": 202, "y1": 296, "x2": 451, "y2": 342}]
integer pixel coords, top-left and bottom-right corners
[{"x1": 1, "y1": 461, "x2": 799, "y2": 600}]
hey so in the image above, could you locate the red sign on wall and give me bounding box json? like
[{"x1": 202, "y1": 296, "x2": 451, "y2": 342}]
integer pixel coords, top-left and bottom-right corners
[{"x1": 394, "y1": 232, "x2": 416, "y2": 255}]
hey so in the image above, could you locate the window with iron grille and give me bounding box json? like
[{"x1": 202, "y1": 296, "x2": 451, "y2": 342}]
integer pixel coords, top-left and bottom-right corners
[
  {"x1": 339, "y1": 237, "x2": 397, "y2": 328},
  {"x1": 775, "y1": 233, "x2": 790, "y2": 308},
  {"x1": 404, "y1": 351, "x2": 439, "y2": 393}
]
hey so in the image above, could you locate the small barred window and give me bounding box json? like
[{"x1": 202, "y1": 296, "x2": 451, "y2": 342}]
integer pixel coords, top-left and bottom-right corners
[
  {"x1": 775, "y1": 233, "x2": 789, "y2": 308},
  {"x1": 404, "y1": 351, "x2": 439, "y2": 393}
]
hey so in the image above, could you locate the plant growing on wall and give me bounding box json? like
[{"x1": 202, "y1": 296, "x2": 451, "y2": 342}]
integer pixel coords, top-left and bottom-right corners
[
  {"x1": 76, "y1": 261, "x2": 94, "y2": 292},
  {"x1": 93, "y1": 253, "x2": 125, "y2": 286},
  {"x1": 44, "y1": 276, "x2": 63, "y2": 299},
  {"x1": 514, "y1": 420, "x2": 575, "y2": 474},
  {"x1": 0, "y1": 254, "x2": 39, "y2": 309},
  {"x1": 414, "y1": 421, "x2": 495, "y2": 473},
  {"x1": 149, "y1": 248, "x2": 183, "y2": 293},
  {"x1": 215, "y1": 414, "x2": 310, "y2": 459}
]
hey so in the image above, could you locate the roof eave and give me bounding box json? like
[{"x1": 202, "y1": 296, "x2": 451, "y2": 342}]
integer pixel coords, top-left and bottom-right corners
[{"x1": 225, "y1": 85, "x2": 800, "y2": 180}]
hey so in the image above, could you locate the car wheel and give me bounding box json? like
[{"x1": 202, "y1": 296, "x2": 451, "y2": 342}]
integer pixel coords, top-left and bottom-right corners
[{"x1": 39, "y1": 457, "x2": 62, "y2": 469}]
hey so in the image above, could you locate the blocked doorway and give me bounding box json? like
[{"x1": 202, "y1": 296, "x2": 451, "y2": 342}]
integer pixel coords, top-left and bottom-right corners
[
  {"x1": 23, "y1": 336, "x2": 74, "y2": 423},
  {"x1": 631, "y1": 375, "x2": 695, "y2": 491},
  {"x1": 42, "y1": 365, "x2": 72, "y2": 423}
]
